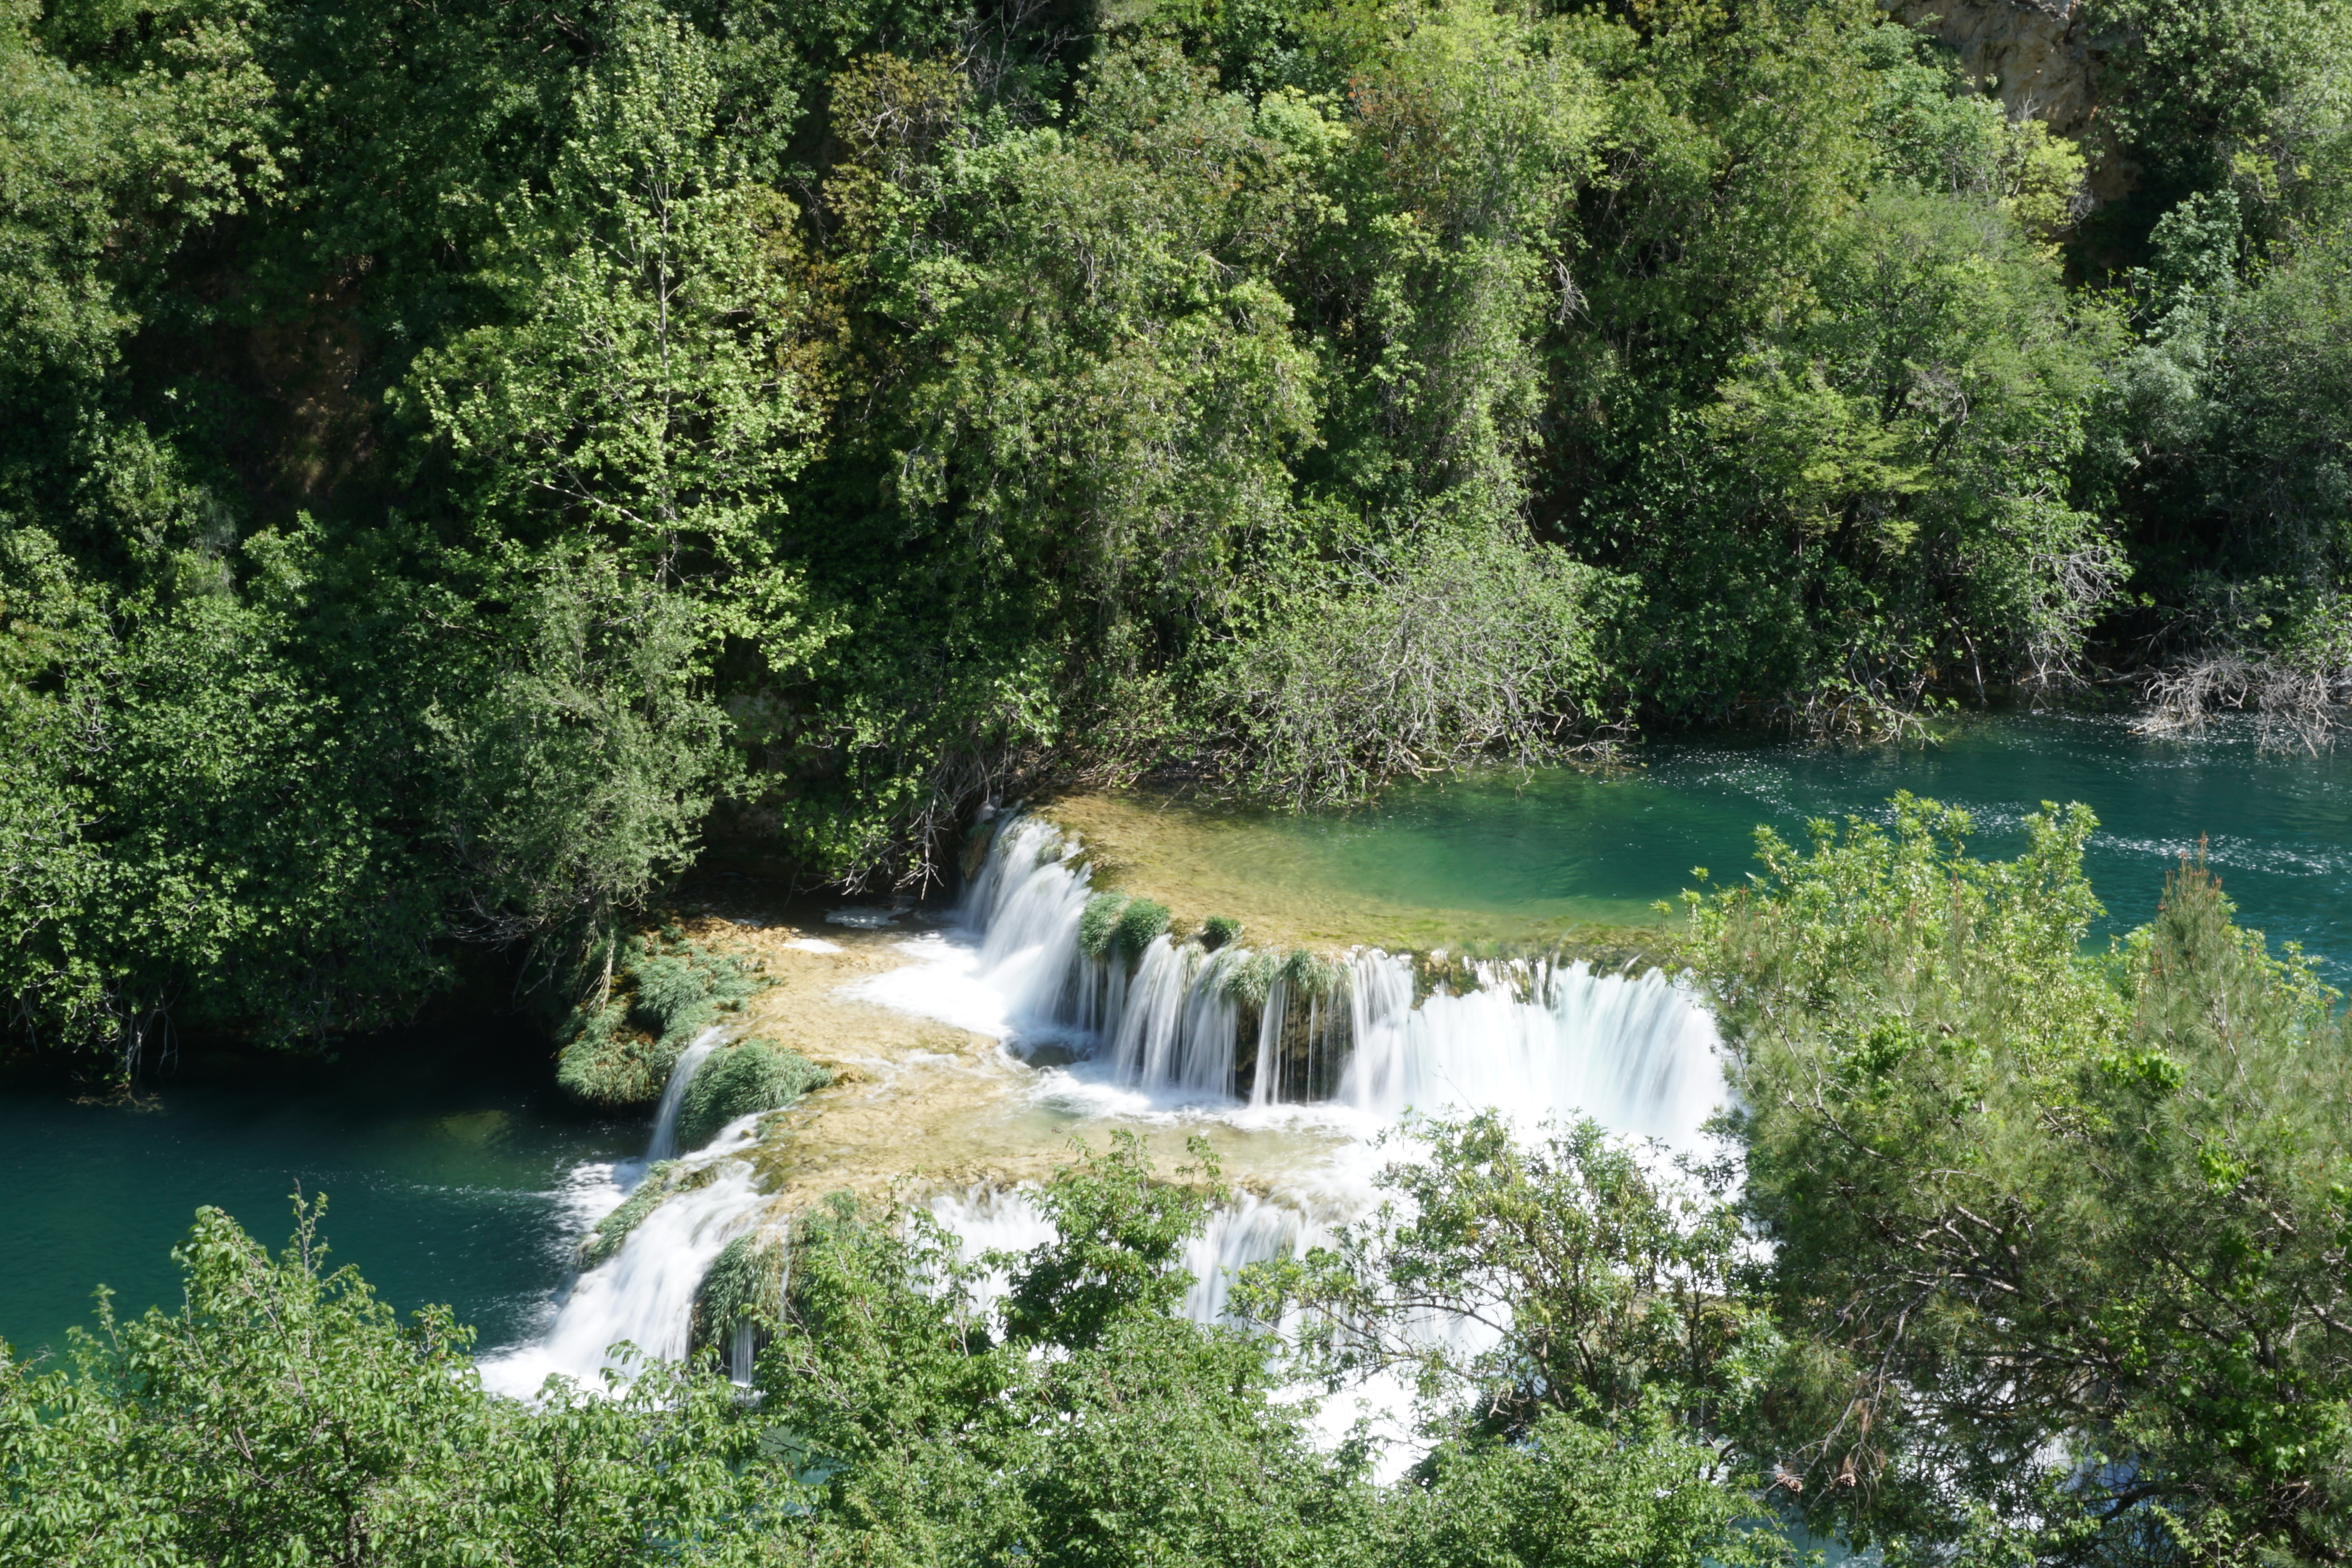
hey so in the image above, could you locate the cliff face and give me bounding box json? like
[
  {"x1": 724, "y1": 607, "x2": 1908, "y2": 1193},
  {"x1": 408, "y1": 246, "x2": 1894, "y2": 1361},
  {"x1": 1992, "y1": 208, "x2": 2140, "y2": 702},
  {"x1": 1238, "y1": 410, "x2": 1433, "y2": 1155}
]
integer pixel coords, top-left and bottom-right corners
[
  {"x1": 1890, "y1": 0, "x2": 2131, "y2": 198},
  {"x1": 1896, "y1": 0, "x2": 2095, "y2": 134}
]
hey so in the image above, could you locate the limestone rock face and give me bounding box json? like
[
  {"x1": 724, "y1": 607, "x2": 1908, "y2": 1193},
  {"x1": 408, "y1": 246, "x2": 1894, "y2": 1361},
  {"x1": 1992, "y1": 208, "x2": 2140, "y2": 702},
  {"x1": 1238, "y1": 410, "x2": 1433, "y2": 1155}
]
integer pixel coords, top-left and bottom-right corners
[
  {"x1": 1896, "y1": 0, "x2": 2094, "y2": 133},
  {"x1": 1889, "y1": 0, "x2": 2130, "y2": 198}
]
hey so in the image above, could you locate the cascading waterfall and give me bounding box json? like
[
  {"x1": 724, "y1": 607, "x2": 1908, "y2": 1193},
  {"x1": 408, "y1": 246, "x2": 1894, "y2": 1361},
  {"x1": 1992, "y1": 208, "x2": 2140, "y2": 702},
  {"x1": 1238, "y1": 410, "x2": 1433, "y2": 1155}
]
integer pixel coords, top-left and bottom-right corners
[
  {"x1": 480, "y1": 1037, "x2": 764, "y2": 1399},
  {"x1": 1334, "y1": 955, "x2": 1719, "y2": 1145},
  {"x1": 487, "y1": 808, "x2": 1725, "y2": 1422},
  {"x1": 884, "y1": 811, "x2": 1729, "y2": 1477},
  {"x1": 644, "y1": 1028, "x2": 724, "y2": 1163},
  {"x1": 946, "y1": 814, "x2": 1722, "y2": 1149},
  {"x1": 483, "y1": 1164, "x2": 761, "y2": 1398}
]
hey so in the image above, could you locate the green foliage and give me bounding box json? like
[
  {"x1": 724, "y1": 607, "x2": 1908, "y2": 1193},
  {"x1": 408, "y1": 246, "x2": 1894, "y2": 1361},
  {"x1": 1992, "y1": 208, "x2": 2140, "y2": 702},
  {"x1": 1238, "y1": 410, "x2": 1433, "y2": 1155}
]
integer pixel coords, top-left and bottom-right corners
[
  {"x1": 1110, "y1": 897, "x2": 1171, "y2": 962},
  {"x1": 1198, "y1": 522, "x2": 1625, "y2": 804},
  {"x1": 556, "y1": 1019, "x2": 676, "y2": 1112},
  {"x1": 671, "y1": 1037, "x2": 828, "y2": 1151},
  {"x1": 1395, "y1": 1402, "x2": 1785, "y2": 1568},
  {"x1": 10, "y1": 0, "x2": 2352, "y2": 1074},
  {"x1": 1279, "y1": 947, "x2": 1350, "y2": 1002},
  {"x1": 0, "y1": 1196, "x2": 769, "y2": 1565},
  {"x1": 995, "y1": 1131, "x2": 1222, "y2": 1349},
  {"x1": 1078, "y1": 891, "x2": 1131, "y2": 959},
  {"x1": 1199, "y1": 914, "x2": 1242, "y2": 951},
  {"x1": 1218, "y1": 945, "x2": 1281, "y2": 1008},
  {"x1": 555, "y1": 935, "x2": 761, "y2": 1108},
  {"x1": 1690, "y1": 796, "x2": 2352, "y2": 1567},
  {"x1": 2083, "y1": 0, "x2": 2352, "y2": 251},
  {"x1": 1237, "y1": 1114, "x2": 1756, "y2": 1443},
  {"x1": 691, "y1": 1232, "x2": 786, "y2": 1355}
]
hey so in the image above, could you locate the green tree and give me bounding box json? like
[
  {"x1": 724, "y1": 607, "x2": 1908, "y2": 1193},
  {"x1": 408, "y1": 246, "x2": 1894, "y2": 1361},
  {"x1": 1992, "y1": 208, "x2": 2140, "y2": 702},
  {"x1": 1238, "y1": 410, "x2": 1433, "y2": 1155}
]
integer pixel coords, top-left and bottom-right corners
[{"x1": 1692, "y1": 797, "x2": 2352, "y2": 1567}]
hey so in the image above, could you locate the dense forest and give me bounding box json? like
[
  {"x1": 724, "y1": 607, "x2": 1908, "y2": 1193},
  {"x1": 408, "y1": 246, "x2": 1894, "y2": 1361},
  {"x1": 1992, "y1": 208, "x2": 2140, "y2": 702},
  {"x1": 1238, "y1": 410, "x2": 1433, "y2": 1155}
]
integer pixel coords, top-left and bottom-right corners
[
  {"x1": 10, "y1": 2, "x2": 2352, "y2": 1560},
  {"x1": 6, "y1": 0, "x2": 2352, "y2": 1075}
]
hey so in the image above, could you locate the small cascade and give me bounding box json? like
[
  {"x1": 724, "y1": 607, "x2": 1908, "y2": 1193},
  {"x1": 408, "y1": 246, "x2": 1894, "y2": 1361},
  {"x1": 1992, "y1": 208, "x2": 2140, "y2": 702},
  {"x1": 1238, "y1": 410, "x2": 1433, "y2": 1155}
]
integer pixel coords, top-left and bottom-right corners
[
  {"x1": 645, "y1": 1028, "x2": 725, "y2": 1164},
  {"x1": 483, "y1": 1037, "x2": 763, "y2": 1399},
  {"x1": 960, "y1": 815, "x2": 1095, "y2": 1028},
  {"x1": 1336, "y1": 957, "x2": 1720, "y2": 1146},
  {"x1": 483, "y1": 1164, "x2": 761, "y2": 1398},
  {"x1": 1099, "y1": 938, "x2": 1250, "y2": 1096},
  {"x1": 936, "y1": 814, "x2": 1724, "y2": 1150}
]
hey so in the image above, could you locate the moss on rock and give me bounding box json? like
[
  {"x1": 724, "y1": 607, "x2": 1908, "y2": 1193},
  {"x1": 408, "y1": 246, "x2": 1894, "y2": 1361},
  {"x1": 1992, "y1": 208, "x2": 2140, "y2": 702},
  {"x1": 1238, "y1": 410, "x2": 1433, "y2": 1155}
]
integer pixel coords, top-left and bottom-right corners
[
  {"x1": 1112, "y1": 898, "x2": 1171, "y2": 961},
  {"x1": 1077, "y1": 892, "x2": 1130, "y2": 958},
  {"x1": 580, "y1": 1161, "x2": 683, "y2": 1268},
  {"x1": 673, "y1": 1038, "x2": 830, "y2": 1152},
  {"x1": 554, "y1": 935, "x2": 770, "y2": 1110},
  {"x1": 556, "y1": 1019, "x2": 679, "y2": 1112}
]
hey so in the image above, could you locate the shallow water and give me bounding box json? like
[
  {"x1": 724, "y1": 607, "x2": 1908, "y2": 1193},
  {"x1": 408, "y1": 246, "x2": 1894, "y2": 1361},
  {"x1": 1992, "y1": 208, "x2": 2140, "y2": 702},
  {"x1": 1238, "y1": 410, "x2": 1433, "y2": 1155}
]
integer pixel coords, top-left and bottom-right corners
[
  {"x1": 0, "y1": 1021, "x2": 633, "y2": 1363},
  {"x1": 1125, "y1": 712, "x2": 2352, "y2": 972}
]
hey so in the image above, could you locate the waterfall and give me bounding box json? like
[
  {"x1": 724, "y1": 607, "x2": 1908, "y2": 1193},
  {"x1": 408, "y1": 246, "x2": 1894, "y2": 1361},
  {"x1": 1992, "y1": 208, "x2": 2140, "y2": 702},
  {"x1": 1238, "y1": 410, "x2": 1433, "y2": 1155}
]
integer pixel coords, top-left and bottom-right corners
[
  {"x1": 1335, "y1": 956, "x2": 1719, "y2": 1146},
  {"x1": 896, "y1": 814, "x2": 1732, "y2": 1476},
  {"x1": 490, "y1": 807, "x2": 1726, "y2": 1410},
  {"x1": 482, "y1": 1163, "x2": 761, "y2": 1399},
  {"x1": 900, "y1": 813, "x2": 1723, "y2": 1151},
  {"x1": 645, "y1": 1028, "x2": 725, "y2": 1163},
  {"x1": 483, "y1": 1035, "x2": 761, "y2": 1399},
  {"x1": 961, "y1": 815, "x2": 1094, "y2": 1028}
]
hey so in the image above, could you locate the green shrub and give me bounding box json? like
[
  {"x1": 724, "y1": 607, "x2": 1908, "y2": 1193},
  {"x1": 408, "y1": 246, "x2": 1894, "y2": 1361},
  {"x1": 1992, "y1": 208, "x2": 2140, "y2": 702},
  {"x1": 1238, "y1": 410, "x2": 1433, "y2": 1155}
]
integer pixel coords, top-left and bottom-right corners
[
  {"x1": 1200, "y1": 915, "x2": 1243, "y2": 951},
  {"x1": 556, "y1": 1027, "x2": 678, "y2": 1111},
  {"x1": 1078, "y1": 892, "x2": 1131, "y2": 958},
  {"x1": 1278, "y1": 948, "x2": 1349, "y2": 1002},
  {"x1": 629, "y1": 946, "x2": 759, "y2": 1044},
  {"x1": 693, "y1": 1233, "x2": 788, "y2": 1354},
  {"x1": 1218, "y1": 949, "x2": 1280, "y2": 1009},
  {"x1": 673, "y1": 1040, "x2": 830, "y2": 1152},
  {"x1": 1112, "y1": 899, "x2": 1171, "y2": 962},
  {"x1": 630, "y1": 954, "x2": 713, "y2": 1039},
  {"x1": 554, "y1": 940, "x2": 767, "y2": 1108}
]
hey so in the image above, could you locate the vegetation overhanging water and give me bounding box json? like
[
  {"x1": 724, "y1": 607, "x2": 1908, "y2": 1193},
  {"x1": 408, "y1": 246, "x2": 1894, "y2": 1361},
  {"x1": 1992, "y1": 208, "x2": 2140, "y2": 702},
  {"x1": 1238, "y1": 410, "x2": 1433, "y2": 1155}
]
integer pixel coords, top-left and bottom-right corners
[{"x1": 10, "y1": 0, "x2": 2352, "y2": 1554}]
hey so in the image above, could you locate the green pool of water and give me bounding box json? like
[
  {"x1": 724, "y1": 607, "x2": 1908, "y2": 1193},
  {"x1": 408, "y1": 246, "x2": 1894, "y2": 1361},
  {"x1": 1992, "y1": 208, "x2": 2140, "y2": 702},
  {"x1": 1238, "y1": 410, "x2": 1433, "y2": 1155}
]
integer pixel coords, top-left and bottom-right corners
[
  {"x1": 1147, "y1": 712, "x2": 2352, "y2": 970},
  {"x1": 0, "y1": 1021, "x2": 632, "y2": 1363}
]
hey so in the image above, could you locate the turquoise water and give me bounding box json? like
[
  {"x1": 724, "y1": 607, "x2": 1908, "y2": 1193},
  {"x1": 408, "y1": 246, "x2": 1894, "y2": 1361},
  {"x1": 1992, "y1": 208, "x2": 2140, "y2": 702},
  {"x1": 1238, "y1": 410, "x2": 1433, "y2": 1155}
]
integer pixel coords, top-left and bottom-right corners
[
  {"x1": 9, "y1": 711, "x2": 2352, "y2": 1363},
  {"x1": 1177, "y1": 713, "x2": 2352, "y2": 971},
  {"x1": 0, "y1": 1022, "x2": 632, "y2": 1363}
]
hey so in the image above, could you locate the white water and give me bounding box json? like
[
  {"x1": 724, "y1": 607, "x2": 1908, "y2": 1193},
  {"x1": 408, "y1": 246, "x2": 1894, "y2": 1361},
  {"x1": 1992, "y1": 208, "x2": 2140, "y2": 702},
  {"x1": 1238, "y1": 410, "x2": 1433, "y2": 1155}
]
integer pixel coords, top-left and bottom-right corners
[
  {"x1": 873, "y1": 815, "x2": 1722, "y2": 1148},
  {"x1": 644, "y1": 1028, "x2": 724, "y2": 1163},
  {"x1": 848, "y1": 815, "x2": 1728, "y2": 1471},
  {"x1": 482, "y1": 1162, "x2": 760, "y2": 1397},
  {"x1": 482, "y1": 1038, "x2": 765, "y2": 1399},
  {"x1": 487, "y1": 811, "x2": 1726, "y2": 1432}
]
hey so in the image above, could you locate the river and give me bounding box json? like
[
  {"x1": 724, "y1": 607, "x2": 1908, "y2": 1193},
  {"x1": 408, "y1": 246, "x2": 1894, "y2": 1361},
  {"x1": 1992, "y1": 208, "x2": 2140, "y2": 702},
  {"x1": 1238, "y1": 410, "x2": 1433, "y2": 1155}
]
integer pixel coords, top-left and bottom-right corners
[{"x1": 7, "y1": 711, "x2": 2348, "y2": 1378}]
